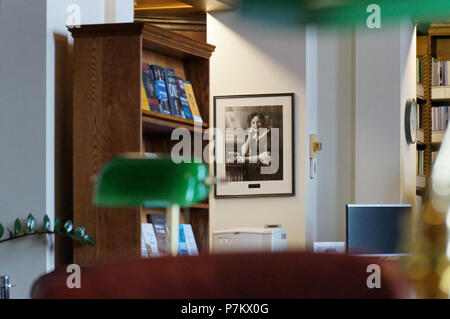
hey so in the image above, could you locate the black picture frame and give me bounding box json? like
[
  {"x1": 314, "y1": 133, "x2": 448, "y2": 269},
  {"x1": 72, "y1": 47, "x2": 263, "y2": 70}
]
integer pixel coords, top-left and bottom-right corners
[{"x1": 213, "y1": 93, "x2": 295, "y2": 198}]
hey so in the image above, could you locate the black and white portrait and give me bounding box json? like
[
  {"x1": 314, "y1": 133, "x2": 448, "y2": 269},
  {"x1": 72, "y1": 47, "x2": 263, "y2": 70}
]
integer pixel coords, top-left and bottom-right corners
[
  {"x1": 214, "y1": 94, "x2": 294, "y2": 198},
  {"x1": 224, "y1": 105, "x2": 283, "y2": 182}
]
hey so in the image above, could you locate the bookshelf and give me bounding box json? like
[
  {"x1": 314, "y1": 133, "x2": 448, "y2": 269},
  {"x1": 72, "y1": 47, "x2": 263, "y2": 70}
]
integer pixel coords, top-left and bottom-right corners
[
  {"x1": 69, "y1": 23, "x2": 215, "y2": 265},
  {"x1": 416, "y1": 27, "x2": 450, "y2": 201}
]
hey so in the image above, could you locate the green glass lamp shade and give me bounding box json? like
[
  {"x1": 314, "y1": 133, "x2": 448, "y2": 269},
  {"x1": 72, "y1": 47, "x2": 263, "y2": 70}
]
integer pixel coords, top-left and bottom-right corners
[
  {"x1": 239, "y1": 0, "x2": 450, "y2": 27},
  {"x1": 93, "y1": 156, "x2": 210, "y2": 208}
]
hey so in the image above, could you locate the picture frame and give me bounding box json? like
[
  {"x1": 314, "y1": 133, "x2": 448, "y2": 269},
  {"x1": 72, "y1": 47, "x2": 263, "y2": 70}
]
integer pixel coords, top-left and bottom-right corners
[{"x1": 214, "y1": 93, "x2": 295, "y2": 198}]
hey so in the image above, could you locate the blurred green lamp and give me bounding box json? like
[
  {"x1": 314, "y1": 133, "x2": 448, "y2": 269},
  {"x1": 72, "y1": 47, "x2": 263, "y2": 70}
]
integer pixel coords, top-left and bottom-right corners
[
  {"x1": 93, "y1": 154, "x2": 210, "y2": 256},
  {"x1": 239, "y1": 0, "x2": 450, "y2": 27}
]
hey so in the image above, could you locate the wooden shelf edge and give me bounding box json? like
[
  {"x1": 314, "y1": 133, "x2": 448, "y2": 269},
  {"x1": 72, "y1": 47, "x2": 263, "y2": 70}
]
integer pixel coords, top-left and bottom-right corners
[
  {"x1": 142, "y1": 109, "x2": 207, "y2": 133},
  {"x1": 190, "y1": 202, "x2": 209, "y2": 209},
  {"x1": 143, "y1": 110, "x2": 206, "y2": 126},
  {"x1": 416, "y1": 187, "x2": 426, "y2": 194},
  {"x1": 69, "y1": 23, "x2": 144, "y2": 38},
  {"x1": 432, "y1": 130, "x2": 446, "y2": 145},
  {"x1": 416, "y1": 129, "x2": 425, "y2": 145}
]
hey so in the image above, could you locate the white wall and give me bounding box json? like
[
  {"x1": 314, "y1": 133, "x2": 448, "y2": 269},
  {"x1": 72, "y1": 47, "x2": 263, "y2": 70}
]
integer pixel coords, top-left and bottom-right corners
[
  {"x1": 400, "y1": 22, "x2": 417, "y2": 211},
  {"x1": 305, "y1": 26, "x2": 318, "y2": 247},
  {"x1": 105, "y1": 0, "x2": 134, "y2": 23},
  {"x1": 207, "y1": 12, "x2": 307, "y2": 250},
  {"x1": 354, "y1": 21, "x2": 416, "y2": 210},
  {"x1": 0, "y1": 0, "x2": 49, "y2": 300},
  {"x1": 314, "y1": 28, "x2": 354, "y2": 242},
  {"x1": 0, "y1": 0, "x2": 133, "y2": 299}
]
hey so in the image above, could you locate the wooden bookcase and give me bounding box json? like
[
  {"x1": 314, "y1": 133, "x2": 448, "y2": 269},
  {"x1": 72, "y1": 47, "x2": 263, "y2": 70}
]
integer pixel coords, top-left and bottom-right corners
[
  {"x1": 416, "y1": 26, "x2": 450, "y2": 199},
  {"x1": 69, "y1": 23, "x2": 215, "y2": 265}
]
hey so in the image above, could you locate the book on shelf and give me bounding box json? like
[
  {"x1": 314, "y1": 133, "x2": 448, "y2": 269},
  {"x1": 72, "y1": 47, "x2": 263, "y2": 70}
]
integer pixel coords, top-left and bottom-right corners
[
  {"x1": 163, "y1": 68, "x2": 183, "y2": 118},
  {"x1": 179, "y1": 224, "x2": 198, "y2": 256},
  {"x1": 432, "y1": 106, "x2": 449, "y2": 131},
  {"x1": 176, "y1": 77, "x2": 193, "y2": 120},
  {"x1": 141, "y1": 223, "x2": 160, "y2": 257},
  {"x1": 142, "y1": 63, "x2": 160, "y2": 112},
  {"x1": 144, "y1": 152, "x2": 158, "y2": 159},
  {"x1": 432, "y1": 130, "x2": 446, "y2": 144},
  {"x1": 183, "y1": 80, "x2": 203, "y2": 123},
  {"x1": 150, "y1": 65, "x2": 172, "y2": 115},
  {"x1": 178, "y1": 224, "x2": 189, "y2": 256},
  {"x1": 416, "y1": 57, "x2": 422, "y2": 84},
  {"x1": 417, "y1": 150, "x2": 424, "y2": 176},
  {"x1": 141, "y1": 84, "x2": 151, "y2": 112},
  {"x1": 432, "y1": 58, "x2": 450, "y2": 86},
  {"x1": 417, "y1": 104, "x2": 421, "y2": 129},
  {"x1": 147, "y1": 213, "x2": 171, "y2": 256}
]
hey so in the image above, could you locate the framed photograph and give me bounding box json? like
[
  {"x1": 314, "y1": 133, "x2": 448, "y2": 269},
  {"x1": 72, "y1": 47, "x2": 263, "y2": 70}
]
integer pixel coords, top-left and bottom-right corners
[{"x1": 214, "y1": 93, "x2": 295, "y2": 198}]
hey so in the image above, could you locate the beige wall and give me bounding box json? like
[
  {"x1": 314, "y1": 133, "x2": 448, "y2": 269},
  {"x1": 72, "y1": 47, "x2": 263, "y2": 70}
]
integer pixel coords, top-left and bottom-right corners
[{"x1": 207, "y1": 12, "x2": 307, "y2": 250}]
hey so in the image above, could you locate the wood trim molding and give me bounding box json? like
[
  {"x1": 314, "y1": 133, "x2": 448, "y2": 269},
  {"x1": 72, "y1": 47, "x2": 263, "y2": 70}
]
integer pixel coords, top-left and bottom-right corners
[
  {"x1": 142, "y1": 23, "x2": 214, "y2": 58},
  {"x1": 69, "y1": 23, "x2": 144, "y2": 38},
  {"x1": 68, "y1": 23, "x2": 214, "y2": 59}
]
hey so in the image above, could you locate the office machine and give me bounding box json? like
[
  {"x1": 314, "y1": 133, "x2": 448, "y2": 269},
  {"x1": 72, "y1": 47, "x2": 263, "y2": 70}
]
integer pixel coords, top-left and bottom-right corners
[
  {"x1": 212, "y1": 225, "x2": 287, "y2": 253},
  {"x1": 346, "y1": 204, "x2": 412, "y2": 257}
]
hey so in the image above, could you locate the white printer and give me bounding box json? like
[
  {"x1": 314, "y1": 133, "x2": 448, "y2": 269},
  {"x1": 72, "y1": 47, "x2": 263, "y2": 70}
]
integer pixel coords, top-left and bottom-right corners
[{"x1": 212, "y1": 225, "x2": 287, "y2": 253}]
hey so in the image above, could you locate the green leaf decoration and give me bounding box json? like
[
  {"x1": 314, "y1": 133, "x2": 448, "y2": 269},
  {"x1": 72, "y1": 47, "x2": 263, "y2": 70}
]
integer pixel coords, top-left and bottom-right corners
[
  {"x1": 82, "y1": 234, "x2": 95, "y2": 246},
  {"x1": 27, "y1": 214, "x2": 36, "y2": 233},
  {"x1": 63, "y1": 220, "x2": 73, "y2": 233},
  {"x1": 54, "y1": 217, "x2": 61, "y2": 233},
  {"x1": 43, "y1": 215, "x2": 51, "y2": 231},
  {"x1": 74, "y1": 226, "x2": 85, "y2": 239},
  {"x1": 14, "y1": 218, "x2": 21, "y2": 235},
  {"x1": 0, "y1": 213, "x2": 94, "y2": 247}
]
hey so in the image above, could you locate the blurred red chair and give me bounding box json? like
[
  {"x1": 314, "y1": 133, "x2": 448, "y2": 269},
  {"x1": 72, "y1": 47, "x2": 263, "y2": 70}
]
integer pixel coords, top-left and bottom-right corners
[{"x1": 31, "y1": 251, "x2": 411, "y2": 299}]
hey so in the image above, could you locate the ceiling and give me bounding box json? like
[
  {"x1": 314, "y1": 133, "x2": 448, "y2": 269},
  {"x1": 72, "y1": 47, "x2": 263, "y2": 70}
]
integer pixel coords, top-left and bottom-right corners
[{"x1": 134, "y1": 0, "x2": 236, "y2": 15}]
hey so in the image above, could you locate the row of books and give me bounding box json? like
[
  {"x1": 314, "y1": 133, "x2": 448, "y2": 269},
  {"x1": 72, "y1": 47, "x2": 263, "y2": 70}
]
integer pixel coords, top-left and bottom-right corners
[
  {"x1": 417, "y1": 150, "x2": 424, "y2": 176},
  {"x1": 141, "y1": 63, "x2": 203, "y2": 123},
  {"x1": 141, "y1": 213, "x2": 198, "y2": 257},
  {"x1": 416, "y1": 57, "x2": 422, "y2": 84},
  {"x1": 432, "y1": 106, "x2": 449, "y2": 131},
  {"x1": 417, "y1": 104, "x2": 421, "y2": 129},
  {"x1": 431, "y1": 58, "x2": 450, "y2": 86},
  {"x1": 417, "y1": 151, "x2": 439, "y2": 176}
]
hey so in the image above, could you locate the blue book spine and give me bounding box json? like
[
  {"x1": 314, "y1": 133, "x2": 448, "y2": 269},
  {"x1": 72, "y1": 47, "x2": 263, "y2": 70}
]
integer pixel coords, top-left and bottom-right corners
[
  {"x1": 179, "y1": 225, "x2": 189, "y2": 256},
  {"x1": 176, "y1": 77, "x2": 193, "y2": 120},
  {"x1": 150, "y1": 65, "x2": 171, "y2": 115},
  {"x1": 163, "y1": 68, "x2": 183, "y2": 117}
]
